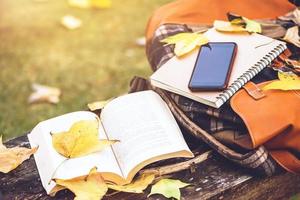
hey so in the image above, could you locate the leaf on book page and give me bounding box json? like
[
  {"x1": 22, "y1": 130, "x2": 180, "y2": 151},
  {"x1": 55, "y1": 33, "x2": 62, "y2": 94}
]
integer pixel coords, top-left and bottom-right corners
[
  {"x1": 107, "y1": 173, "x2": 155, "y2": 193},
  {"x1": 160, "y1": 32, "x2": 209, "y2": 57},
  {"x1": 55, "y1": 167, "x2": 108, "y2": 200},
  {"x1": 52, "y1": 120, "x2": 118, "y2": 158},
  {"x1": 0, "y1": 136, "x2": 38, "y2": 173},
  {"x1": 87, "y1": 99, "x2": 110, "y2": 111},
  {"x1": 148, "y1": 179, "x2": 190, "y2": 200},
  {"x1": 283, "y1": 26, "x2": 300, "y2": 48},
  {"x1": 61, "y1": 15, "x2": 82, "y2": 30},
  {"x1": 263, "y1": 72, "x2": 300, "y2": 91},
  {"x1": 28, "y1": 83, "x2": 61, "y2": 104}
]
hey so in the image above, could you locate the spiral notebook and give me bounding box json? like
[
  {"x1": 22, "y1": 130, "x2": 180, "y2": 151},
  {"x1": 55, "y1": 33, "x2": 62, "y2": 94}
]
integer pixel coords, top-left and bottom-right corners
[{"x1": 150, "y1": 28, "x2": 286, "y2": 108}]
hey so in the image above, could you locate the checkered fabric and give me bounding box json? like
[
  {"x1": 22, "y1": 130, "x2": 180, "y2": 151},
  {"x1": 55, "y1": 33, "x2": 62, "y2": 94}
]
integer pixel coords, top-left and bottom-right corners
[{"x1": 143, "y1": 12, "x2": 300, "y2": 176}]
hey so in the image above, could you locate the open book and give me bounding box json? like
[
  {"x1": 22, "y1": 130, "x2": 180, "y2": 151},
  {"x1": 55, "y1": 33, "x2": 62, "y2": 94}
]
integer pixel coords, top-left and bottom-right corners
[{"x1": 28, "y1": 90, "x2": 193, "y2": 194}]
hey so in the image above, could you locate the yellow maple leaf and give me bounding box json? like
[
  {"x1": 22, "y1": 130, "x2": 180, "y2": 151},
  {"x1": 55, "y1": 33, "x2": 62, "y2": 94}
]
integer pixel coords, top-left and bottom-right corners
[
  {"x1": 68, "y1": 0, "x2": 111, "y2": 9},
  {"x1": 90, "y1": 0, "x2": 111, "y2": 9},
  {"x1": 52, "y1": 120, "x2": 118, "y2": 158},
  {"x1": 214, "y1": 20, "x2": 246, "y2": 32},
  {"x1": 68, "y1": 0, "x2": 90, "y2": 8},
  {"x1": 161, "y1": 32, "x2": 209, "y2": 57},
  {"x1": 263, "y1": 72, "x2": 300, "y2": 91},
  {"x1": 0, "y1": 136, "x2": 38, "y2": 173},
  {"x1": 107, "y1": 173, "x2": 155, "y2": 193},
  {"x1": 214, "y1": 17, "x2": 261, "y2": 33},
  {"x1": 148, "y1": 179, "x2": 190, "y2": 200},
  {"x1": 55, "y1": 167, "x2": 108, "y2": 200}
]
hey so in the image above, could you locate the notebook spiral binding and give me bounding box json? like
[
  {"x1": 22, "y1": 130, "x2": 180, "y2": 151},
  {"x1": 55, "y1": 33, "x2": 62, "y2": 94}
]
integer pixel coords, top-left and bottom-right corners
[{"x1": 216, "y1": 43, "x2": 286, "y2": 104}]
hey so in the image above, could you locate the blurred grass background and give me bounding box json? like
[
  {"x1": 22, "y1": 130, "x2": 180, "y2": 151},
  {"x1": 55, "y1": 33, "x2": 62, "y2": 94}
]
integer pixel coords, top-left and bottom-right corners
[{"x1": 0, "y1": 0, "x2": 172, "y2": 140}]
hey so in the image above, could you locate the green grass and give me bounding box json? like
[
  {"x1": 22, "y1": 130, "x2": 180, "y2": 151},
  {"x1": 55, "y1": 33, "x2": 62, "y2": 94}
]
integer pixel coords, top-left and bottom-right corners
[{"x1": 0, "y1": 0, "x2": 171, "y2": 141}]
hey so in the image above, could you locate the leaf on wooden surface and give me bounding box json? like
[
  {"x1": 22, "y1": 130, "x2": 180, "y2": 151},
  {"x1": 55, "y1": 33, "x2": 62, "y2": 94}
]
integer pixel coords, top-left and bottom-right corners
[
  {"x1": 148, "y1": 179, "x2": 190, "y2": 200},
  {"x1": 28, "y1": 83, "x2": 61, "y2": 104},
  {"x1": 87, "y1": 99, "x2": 110, "y2": 111},
  {"x1": 52, "y1": 120, "x2": 118, "y2": 158},
  {"x1": 0, "y1": 136, "x2": 38, "y2": 173},
  {"x1": 68, "y1": 0, "x2": 111, "y2": 9},
  {"x1": 283, "y1": 26, "x2": 300, "y2": 48},
  {"x1": 161, "y1": 32, "x2": 209, "y2": 57},
  {"x1": 61, "y1": 15, "x2": 82, "y2": 30},
  {"x1": 263, "y1": 72, "x2": 300, "y2": 91},
  {"x1": 55, "y1": 167, "x2": 108, "y2": 200},
  {"x1": 107, "y1": 173, "x2": 155, "y2": 193}
]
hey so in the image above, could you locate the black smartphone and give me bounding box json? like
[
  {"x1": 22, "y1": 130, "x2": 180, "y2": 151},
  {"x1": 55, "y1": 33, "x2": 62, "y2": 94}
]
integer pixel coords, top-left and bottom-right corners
[{"x1": 188, "y1": 42, "x2": 237, "y2": 91}]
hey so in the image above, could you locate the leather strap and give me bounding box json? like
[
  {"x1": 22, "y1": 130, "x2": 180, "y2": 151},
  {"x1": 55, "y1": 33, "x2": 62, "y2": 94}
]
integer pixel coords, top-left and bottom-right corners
[{"x1": 243, "y1": 82, "x2": 266, "y2": 100}]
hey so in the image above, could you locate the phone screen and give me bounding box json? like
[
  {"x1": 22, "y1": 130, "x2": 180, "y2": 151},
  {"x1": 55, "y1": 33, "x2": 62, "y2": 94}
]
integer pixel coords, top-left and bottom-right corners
[{"x1": 188, "y1": 42, "x2": 237, "y2": 91}]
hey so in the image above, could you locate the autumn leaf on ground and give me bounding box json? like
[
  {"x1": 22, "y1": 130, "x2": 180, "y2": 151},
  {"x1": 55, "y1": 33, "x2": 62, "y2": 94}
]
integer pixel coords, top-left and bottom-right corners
[
  {"x1": 28, "y1": 83, "x2": 61, "y2": 104},
  {"x1": 263, "y1": 72, "x2": 300, "y2": 91},
  {"x1": 52, "y1": 120, "x2": 118, "y2": 158},
  {"x1": 61, "y1": 15, "x2": 82, "y2": 30},
  {"x1": 135, "y1": 37, "x2": 146, "y2": 47},
  {"x1": 108, "y1": 173, "x2": 155, "y2": 193},
  {"x1": 283, "y1": 26, "x2": 300, "y2": 48},
  {"x1": 148, "y1": 179, "x2": 190, "y2": 200},
  {"x1": 160, "y1": 32, "x2": 209, "y2": 57},
  {"x1": 0, "y1": 136, "x2": 38, "y2": 173},
  {"x1": 55, "y1": 167, "x2": 108, "y2": 200},
  {"x1": 90, "y1": 0, "x2": 111, "y2": 9},
  {"x1": 87, "y1": 99, "x2": 111, "y2": 111},
  {"x1": 68, "y1": 0, "x2": 111, "y2": 9},
  {"x1": 68, "y1": 0, "x2": 90, "y2": 8}
]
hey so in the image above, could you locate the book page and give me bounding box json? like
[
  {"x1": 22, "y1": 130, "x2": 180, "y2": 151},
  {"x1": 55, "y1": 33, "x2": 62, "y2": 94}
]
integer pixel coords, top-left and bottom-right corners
[
  {"x1": 101, "y1": 91, "x2": 193, "y2": 179},
  {"x1": 28, "y1": 111, "x2": 122, "y2": 194}
]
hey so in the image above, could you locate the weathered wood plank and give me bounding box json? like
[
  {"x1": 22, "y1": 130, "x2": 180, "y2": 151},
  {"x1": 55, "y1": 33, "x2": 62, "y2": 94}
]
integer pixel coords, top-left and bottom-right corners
[{"x1": 1, "y1": 135, "x2": 300, "y2": 200}]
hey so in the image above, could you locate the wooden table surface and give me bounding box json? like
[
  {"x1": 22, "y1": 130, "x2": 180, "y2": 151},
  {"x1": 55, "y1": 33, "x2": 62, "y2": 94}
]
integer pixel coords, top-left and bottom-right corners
[{"x1": 1, "y1": 135, "x2": 300, "y2": 200}]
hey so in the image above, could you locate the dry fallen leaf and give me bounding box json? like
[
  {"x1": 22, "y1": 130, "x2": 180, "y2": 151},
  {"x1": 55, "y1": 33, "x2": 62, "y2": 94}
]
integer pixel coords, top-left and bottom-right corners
[
  {"x1": 0, "y1": 136, "x2": 38, "y2": 173},
  {"x1": 214, "y1": 20, "x2": 246, "y2": 32},
  {"x1": 55, "y1": 167, "x2": 108, "y2": 200},
  {"x1": 263, "y1": 72, "x2": 300, "y2": 91},
  {"x1": 161, "y1": 32, "x2": 209, "y2": 57},
  {"x1": 68, "y1": 0, "x2": 111, "y2": 9},
  {"x1": 87, "y1": 99, "x2": 110, "y2": 111},
  {"x1": 283, "y1": 26, "x2": 300, "y2": 48},
  {"x1": 52, "y1": 120, "x2": 118, "y2": 158},
  {"x1": 90, "y1": 0, "x2": 111, "y2": 9},
  {"x1": 285, "y1": 58, "x2": 300, "y2": 69},
  {"x1": 107, "y1": 173, "x2": 155, "y2": 193},
  {"x1": 28, "y1": 83, "x2": 61, "y2": 104},
  {"x1": 135, "y1": 37, "x2": 146, "y2": 47},
  {"x1": 148, "y1": 179, "x2": 190, "y2": 200},
  {"x1": 214, "y1": 14, "x2": 261, "y2": 34},
  {"x1": 61, "y1": 15, "x2": 82, "y2": 30}
]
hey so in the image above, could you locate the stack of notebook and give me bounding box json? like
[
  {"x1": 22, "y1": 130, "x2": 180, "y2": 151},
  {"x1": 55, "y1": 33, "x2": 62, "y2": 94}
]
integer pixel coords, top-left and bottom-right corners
[{"x1": 150, "y1": 28, "x2": 286, "y2": 108}]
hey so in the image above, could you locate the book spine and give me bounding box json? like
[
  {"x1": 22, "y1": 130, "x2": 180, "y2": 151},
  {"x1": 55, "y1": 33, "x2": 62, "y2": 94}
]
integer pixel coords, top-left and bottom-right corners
[{"x1": 216, "y1": 43, "x2": 286, "y2": 104}]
